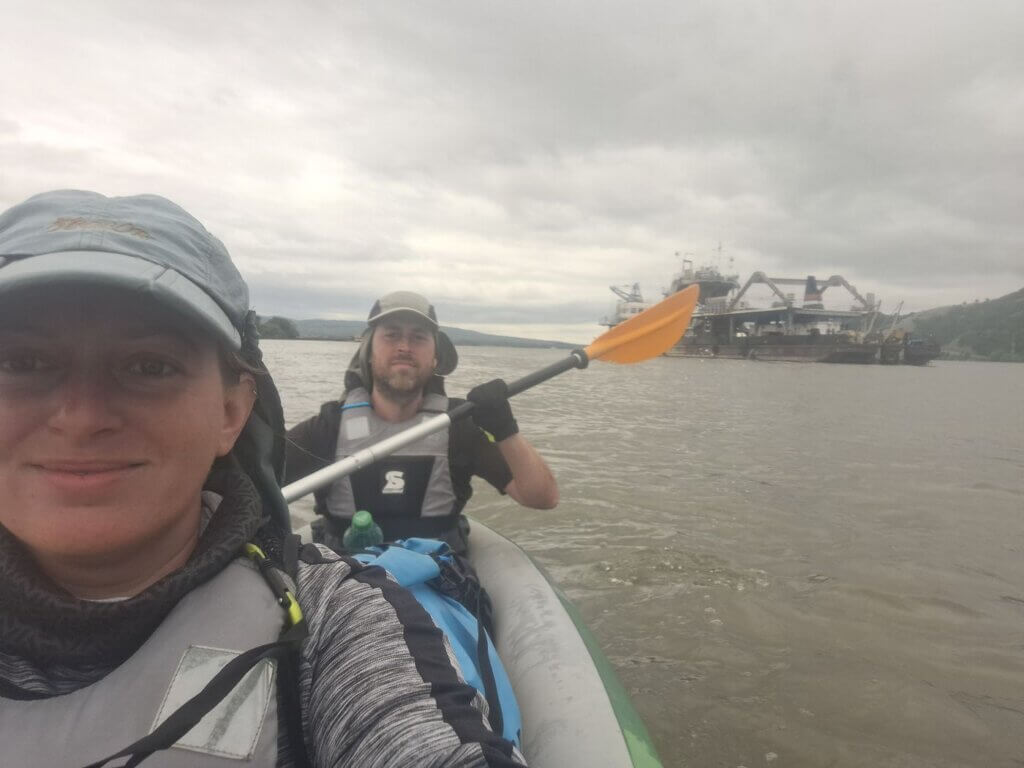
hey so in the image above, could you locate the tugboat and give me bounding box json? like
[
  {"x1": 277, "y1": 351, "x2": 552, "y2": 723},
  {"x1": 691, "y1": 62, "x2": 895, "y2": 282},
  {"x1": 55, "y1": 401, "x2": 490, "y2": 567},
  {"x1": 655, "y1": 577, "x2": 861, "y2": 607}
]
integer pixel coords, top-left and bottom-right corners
[
  {"x1": 874, "y1": 303, "x2": 942, "y2": 365},
  {"x1": 878, "y1": 329, "x2": 942, "y2": 365},
  {"x1": 902, "y1": 335, "x2": 942, "y2": 365}
]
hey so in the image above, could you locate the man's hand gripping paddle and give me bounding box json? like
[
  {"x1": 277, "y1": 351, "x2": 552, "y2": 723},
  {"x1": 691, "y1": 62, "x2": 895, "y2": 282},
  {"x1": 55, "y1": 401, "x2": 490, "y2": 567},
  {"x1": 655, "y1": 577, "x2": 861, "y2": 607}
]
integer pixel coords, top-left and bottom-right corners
[{"x1": 281, "y1": 285, "x2": 699, "y2": 503}]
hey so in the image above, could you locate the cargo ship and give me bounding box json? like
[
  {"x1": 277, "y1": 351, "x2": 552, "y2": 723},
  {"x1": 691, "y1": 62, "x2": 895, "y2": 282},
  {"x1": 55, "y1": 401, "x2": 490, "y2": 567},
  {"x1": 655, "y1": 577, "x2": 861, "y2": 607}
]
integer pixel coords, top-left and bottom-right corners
[
  {"x1": 665, "y1": 265, "x2": 881, "y2": 363},
  {"x1": 602, "y1": 255, "x2": 940, "y2": 365}
]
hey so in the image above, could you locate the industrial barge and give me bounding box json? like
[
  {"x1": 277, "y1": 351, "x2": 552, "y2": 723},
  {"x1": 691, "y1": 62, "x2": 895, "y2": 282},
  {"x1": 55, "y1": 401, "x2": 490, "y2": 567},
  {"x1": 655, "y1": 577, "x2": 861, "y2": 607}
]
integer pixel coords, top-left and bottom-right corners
[{"x1": 602, "y1": 258, "x2": 940, "y2": 365}]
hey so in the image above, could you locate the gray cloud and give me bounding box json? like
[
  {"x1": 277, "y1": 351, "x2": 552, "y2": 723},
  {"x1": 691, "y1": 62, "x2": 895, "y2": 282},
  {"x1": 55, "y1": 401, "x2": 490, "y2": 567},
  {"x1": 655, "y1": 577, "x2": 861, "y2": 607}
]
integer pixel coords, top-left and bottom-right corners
[{"x1": 1, "y1": 0, "x2": 1021, "y2": 340}]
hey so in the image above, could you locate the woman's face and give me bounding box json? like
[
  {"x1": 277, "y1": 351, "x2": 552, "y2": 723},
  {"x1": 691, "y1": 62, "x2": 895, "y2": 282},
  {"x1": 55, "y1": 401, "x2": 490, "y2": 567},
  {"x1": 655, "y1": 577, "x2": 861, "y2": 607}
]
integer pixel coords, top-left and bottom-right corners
[{"x1": 0, "y1": 285, "x2": 255, "y2": 562}]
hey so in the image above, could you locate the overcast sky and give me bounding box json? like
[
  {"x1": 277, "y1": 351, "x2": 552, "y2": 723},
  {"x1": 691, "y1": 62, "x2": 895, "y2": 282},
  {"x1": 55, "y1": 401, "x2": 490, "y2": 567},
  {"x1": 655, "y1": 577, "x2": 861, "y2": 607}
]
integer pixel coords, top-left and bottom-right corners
[{"x1": 2, "y1": 1, "x2": 1021, "y2": 341}]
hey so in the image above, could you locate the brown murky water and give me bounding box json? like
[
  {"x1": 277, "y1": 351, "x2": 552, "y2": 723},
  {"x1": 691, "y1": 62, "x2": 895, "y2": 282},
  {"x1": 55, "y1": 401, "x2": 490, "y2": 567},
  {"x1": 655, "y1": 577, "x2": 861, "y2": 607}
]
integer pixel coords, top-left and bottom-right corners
[{"x1": 265, "y1": 340, "x2": 1024, "y2": 768}]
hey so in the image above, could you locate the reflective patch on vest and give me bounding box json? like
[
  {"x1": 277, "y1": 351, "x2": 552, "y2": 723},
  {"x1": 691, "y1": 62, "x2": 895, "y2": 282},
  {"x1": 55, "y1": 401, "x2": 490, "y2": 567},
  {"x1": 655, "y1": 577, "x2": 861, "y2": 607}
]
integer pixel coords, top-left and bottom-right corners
[
  {"x1": 343, "y1": 415, "x2": 371, "y2": 440},
  {"x1": 153, "y1": 645, "x2": 276, "y2": 760}
]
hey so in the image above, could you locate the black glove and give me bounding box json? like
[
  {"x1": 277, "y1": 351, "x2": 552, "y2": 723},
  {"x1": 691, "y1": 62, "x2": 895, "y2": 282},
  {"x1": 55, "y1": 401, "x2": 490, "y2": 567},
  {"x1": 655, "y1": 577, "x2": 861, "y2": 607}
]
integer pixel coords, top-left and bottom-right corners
[{"x1": 467, "y1": 378, "x2": 519, "y2": 442}]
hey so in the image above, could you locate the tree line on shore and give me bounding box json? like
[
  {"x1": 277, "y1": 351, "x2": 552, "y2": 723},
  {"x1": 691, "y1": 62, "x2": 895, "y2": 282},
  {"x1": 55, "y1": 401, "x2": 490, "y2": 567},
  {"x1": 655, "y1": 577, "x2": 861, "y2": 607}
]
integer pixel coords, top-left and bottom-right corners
[{"x1": 257, "y1": 316, "x2": 300, "y2": 339}]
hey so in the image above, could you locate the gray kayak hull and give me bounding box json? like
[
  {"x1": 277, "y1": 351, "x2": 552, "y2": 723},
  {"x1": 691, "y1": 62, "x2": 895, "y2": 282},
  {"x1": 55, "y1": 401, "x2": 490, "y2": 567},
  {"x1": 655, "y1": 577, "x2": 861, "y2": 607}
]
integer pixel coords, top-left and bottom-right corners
[{"x1": 467, "y1": 520, "x2": 662, "y2": 768}]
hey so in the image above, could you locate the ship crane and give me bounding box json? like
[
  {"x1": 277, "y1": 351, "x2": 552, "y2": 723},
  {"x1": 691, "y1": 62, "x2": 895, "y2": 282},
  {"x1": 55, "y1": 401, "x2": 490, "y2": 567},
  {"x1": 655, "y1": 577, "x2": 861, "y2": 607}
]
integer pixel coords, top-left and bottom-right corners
[
  {"x1": 609, "y1": 283, "x2": 644, "y2": 303},
  {"x1": 727, "y1": 273, "x2": 874, "y2": 312},
  {"x1": 881, "y1": 301, "x2": 905, "y2": 342},
  {"x1": 600, "y1": 283, "x2": 650, "y2": 327}
]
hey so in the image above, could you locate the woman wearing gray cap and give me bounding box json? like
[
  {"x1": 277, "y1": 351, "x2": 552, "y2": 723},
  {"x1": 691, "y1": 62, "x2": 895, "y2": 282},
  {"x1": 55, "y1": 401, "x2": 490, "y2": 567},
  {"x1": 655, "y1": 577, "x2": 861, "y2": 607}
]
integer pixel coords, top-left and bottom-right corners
[{"x1": 0, "y1": 191, "x2": 525, "y2": 767}]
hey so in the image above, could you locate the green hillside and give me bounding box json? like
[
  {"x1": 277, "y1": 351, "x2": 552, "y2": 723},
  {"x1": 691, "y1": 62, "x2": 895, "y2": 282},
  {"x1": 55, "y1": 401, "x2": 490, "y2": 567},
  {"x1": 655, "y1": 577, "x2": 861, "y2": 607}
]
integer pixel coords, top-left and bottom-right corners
[
  {"x1": 289, "y1": 318, "x2": 575, "y2": 349},
  {"x1": 909, "y1": 288, "x2": 1024, "y2": 362}
]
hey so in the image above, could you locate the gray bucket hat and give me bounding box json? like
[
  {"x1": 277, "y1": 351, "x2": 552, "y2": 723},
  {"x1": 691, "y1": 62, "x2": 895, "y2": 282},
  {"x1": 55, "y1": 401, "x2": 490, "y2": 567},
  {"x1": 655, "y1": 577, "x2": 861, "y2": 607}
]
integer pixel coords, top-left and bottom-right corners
[
  {"x1": 0, "y1": 189, "x2": 247, "y2": 349},
  {"x1": 368, "y1": 290, "x2": 440, "y2": 330},
  {"x1": 347, "y1": 290, "x2": 458, "y2": 391}
]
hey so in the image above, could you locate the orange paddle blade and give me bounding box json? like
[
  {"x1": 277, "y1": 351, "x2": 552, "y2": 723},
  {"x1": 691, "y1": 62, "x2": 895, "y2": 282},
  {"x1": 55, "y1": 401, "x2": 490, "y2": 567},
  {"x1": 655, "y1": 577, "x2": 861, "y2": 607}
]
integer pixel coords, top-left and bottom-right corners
[{"x1": 584, "y1": 284, "x2": 699, "y2": 364}]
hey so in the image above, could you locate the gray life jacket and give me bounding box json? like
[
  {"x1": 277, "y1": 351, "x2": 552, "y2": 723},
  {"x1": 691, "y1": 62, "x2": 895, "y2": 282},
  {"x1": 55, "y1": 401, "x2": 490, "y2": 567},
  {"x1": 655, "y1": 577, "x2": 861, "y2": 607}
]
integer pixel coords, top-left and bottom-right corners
[
  {"x1": 323, "y1": 387, "x2": 462, "y2": 540},
  {"x1": 0, "y1": 556, "x2": 293, "y2": 768}
]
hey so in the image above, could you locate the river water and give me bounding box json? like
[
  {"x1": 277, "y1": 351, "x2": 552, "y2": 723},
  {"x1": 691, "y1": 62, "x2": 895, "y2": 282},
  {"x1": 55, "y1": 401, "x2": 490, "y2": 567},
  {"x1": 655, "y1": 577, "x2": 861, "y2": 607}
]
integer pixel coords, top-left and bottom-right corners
[{"x1": 262, "y1": 340, "x2": 1024, "y2": 768}]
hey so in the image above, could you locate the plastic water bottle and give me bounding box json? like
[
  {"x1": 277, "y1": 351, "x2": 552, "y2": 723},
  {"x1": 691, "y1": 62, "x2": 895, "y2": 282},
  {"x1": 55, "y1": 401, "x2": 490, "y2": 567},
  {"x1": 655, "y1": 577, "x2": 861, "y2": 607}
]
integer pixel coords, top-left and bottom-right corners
[{"x1": 342, "y1": 510, "x2": 383, "y2": 551}]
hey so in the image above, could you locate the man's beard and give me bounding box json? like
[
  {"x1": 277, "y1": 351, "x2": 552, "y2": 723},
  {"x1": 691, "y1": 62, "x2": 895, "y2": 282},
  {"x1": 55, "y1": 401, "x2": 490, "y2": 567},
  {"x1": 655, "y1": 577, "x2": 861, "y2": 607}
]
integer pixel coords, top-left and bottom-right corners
[{"x1": 371, "y1": 359, "x2": 433, "y2": 404}]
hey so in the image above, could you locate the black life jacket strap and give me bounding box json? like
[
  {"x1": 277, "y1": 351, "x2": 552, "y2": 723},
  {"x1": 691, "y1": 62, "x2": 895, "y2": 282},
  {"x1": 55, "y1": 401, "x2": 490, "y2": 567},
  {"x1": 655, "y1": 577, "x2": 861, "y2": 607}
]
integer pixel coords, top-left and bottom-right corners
[
  {"x1": 277, "y1": 533, "x2": 313, "y2": 768},
  {"x1": 276, "y1": 633, "x2": 312, "y2": 768},
  {"x1": 475, "y1": 588, "x2": 504, "y2": 739},
  {"x1": 81, "y1": 624, "x2": 307, "y2": 768},
  {"x1": 428, "y1": 550, "x2": 504, "y2": 738}
]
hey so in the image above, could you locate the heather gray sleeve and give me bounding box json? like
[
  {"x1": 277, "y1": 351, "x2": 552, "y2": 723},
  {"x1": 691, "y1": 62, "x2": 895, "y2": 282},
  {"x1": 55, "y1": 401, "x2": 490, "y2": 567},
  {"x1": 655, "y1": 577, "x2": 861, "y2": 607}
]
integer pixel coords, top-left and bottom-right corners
[{"x1": 295, "y1": 547, "x2": 526, "y2": 768}]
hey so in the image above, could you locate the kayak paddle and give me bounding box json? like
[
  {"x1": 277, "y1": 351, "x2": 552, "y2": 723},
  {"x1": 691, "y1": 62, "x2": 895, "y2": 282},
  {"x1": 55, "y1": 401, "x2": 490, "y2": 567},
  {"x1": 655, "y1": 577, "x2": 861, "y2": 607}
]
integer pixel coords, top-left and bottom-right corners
[{"x1": 282, "y1": 284, "x2": 699, "y2": 502}]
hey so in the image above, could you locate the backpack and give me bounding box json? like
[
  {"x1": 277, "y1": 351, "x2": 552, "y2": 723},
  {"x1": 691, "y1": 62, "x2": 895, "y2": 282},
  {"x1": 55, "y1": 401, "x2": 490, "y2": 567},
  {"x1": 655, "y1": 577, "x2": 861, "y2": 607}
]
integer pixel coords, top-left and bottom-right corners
[{"x1": 354, "y1": 539, "x2": 522, "y2": 748}]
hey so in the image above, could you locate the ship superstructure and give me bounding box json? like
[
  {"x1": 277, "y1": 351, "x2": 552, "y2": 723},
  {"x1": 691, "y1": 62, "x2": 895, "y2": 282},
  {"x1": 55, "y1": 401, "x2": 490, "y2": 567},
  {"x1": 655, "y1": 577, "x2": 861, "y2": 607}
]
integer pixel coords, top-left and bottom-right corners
[
  {"x1": 598, "y1": 251, "x2": 940, "y2": 364},
  {"x1": 667, "y1": 270, "x2": 883, "y2": 362},
  {"x1": 600, "y1": 283, "x2": 651, "y2": 327},
  {"x1": 665, "y1": 255, "x2": 740, "y2": 309}
]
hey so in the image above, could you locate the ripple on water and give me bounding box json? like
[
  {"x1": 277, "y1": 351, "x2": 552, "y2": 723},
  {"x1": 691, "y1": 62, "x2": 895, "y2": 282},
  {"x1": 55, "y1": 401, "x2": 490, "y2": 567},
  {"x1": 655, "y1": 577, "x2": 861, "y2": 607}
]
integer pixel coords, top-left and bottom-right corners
[{"x1": 266, "y1": 343, "x2": 1024, "y2": 768}]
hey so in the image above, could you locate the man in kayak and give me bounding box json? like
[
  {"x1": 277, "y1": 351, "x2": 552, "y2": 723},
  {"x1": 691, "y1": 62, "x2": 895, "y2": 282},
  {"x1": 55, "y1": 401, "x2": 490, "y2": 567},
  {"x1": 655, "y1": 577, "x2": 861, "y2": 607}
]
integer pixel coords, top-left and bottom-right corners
[
  {"x1": 0, "y1": 190, "x2": 526, "y2": 767},
  {"x1": 285, "y1": 291, "x2": 558, "y2": 552}
]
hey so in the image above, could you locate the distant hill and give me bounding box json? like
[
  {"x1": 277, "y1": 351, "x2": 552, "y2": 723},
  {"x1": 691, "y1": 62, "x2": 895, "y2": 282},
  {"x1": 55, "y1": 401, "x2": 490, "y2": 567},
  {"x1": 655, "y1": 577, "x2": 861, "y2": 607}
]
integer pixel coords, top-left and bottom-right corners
[
  {"x1": 290, "y1": 318, "x2": 575, "y2": 349},
  {"x1": 904, "y1": 287, "x2": 1024, "y2": 362}
]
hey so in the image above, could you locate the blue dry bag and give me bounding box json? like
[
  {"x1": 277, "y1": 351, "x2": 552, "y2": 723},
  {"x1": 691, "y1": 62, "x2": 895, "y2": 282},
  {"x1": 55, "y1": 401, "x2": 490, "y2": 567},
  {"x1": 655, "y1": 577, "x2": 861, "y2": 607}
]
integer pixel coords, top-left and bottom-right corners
[{"x1": 355, "y1": 539, "x2": 522, "y2": 748}]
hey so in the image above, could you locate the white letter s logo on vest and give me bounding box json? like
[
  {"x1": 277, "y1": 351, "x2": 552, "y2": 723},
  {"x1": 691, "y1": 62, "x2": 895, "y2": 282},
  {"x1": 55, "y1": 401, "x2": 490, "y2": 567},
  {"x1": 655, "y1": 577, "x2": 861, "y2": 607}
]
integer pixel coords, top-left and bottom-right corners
[{"x1": 382, "y1": 470, "x2": 406, "y2": 495}]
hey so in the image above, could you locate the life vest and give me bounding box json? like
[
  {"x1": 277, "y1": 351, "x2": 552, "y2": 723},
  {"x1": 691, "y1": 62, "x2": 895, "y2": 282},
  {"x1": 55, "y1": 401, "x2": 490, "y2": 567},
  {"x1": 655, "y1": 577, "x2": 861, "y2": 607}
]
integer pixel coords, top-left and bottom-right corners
[
  {"x1": 0, "y1": 553, "x2": 302, "y2": 768},
  {"x1": 355, "y1": 539, "x2": 523, "y2": 749},
  {"x1": 324, "y1": 387, "x2": 462, "y2": 539}
]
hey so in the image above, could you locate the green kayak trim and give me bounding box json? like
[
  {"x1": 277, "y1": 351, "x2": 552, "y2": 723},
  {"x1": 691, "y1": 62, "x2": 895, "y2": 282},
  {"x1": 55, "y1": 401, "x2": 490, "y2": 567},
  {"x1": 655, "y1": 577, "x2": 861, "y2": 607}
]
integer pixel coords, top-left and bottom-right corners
[{"x1": 549, "y1": 582, "x2": 664, "y2": 768}]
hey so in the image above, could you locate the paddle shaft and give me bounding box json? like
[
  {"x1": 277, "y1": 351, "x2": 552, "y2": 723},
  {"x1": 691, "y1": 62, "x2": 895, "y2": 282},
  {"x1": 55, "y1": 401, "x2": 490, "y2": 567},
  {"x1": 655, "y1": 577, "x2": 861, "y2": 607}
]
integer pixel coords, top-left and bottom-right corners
[
  {"x1": 281, "y1": 348, "x2": 590, "y2": 503},
  {"x1": 282, "y1": 411, "x2": 452, "y2": 502},
  {"x1": 279, "y1": 284, "x2": 700, "y2": 504}
]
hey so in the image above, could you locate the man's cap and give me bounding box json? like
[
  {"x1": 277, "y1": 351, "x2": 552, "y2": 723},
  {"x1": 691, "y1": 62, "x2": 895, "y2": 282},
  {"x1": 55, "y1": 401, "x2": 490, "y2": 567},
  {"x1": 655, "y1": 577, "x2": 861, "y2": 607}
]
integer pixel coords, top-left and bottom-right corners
[
  {"x1": 351, "y1": 290, "x2": 458, "y2": 384},
  {"x1": 367, "y1": 290, "x2": 439, "y2": 330},
  {"x1": 0, "y1": 189, "x2": 248, "y2": 349}
]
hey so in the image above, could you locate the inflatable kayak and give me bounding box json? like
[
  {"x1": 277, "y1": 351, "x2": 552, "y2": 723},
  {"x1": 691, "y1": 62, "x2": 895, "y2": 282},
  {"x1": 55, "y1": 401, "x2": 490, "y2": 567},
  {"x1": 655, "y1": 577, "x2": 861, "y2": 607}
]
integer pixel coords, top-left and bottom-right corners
[
  {"x1": 467, "y1": 520, "x2": 662, "y2": 768},
  {"x1": 296, "y1": 518, "x2": 663, "y2": 767}
]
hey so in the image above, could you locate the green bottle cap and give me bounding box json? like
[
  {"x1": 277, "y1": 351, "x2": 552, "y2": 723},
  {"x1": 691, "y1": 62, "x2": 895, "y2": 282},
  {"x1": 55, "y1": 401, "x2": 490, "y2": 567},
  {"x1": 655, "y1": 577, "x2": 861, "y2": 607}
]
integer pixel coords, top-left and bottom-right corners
[{"x1": 351, "y1": 510, "x2": 374, "y2": 531}]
